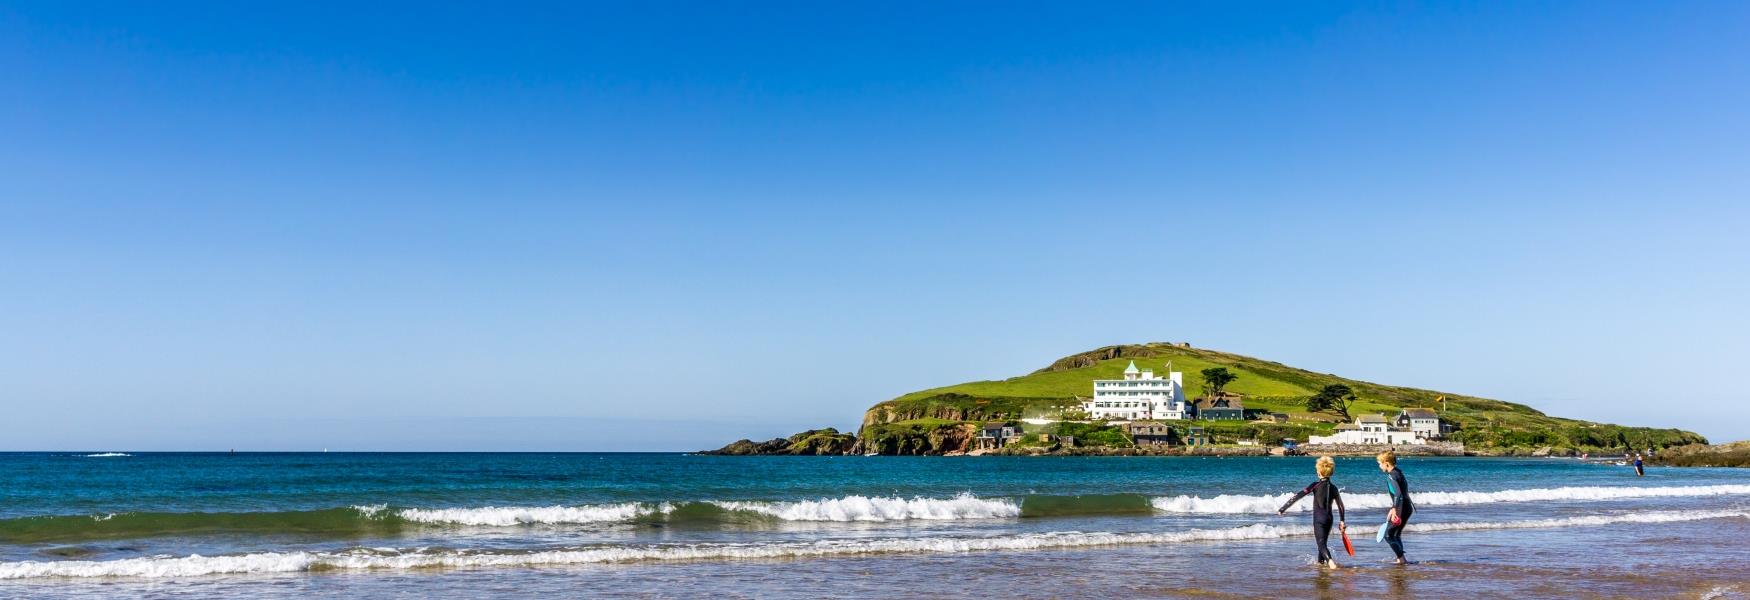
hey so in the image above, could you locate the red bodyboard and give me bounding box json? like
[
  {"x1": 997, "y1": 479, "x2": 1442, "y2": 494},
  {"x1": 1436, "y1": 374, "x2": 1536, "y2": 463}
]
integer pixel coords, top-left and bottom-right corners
[{"x1": 1341, "y1": 529, "x2": 1355, "y2": 556}]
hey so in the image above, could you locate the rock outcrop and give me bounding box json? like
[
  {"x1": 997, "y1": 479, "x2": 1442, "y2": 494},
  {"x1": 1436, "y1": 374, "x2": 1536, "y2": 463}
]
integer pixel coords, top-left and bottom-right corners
[
  {"x1": 853, "y1": 422, "x2": 978, "y2": 455},
  {"x1": 701, "y1": 428, "x2": 857, "y2": 455},
  {"x1": 1032, "y1": 344, "x2": 1168, "y2": 373},
  {"x1": 1649, "y1": 441, "x2": 1750, "y2": 467}
]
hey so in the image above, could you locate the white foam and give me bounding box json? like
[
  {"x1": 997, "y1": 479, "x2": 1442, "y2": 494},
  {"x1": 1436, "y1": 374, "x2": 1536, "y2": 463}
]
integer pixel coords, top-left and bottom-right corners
[
  {"x1": 5, "y1": 509, "x2": 1742, "y2": 579},
  {"x1": 351, "y1": 504, "x2": 388, "y2": 518},
  {"x1": 1151, "y1": 484, "x2": 1750, "y2": 514},
  {"x1": 82, "y1": 453, "x2": 130, "y2": 458},
  {"x1": 380, "y1": 494, "x2": 1018, "y2": 526},
  {"x1": 711, "y1": 493, "x2": 1020, "y2": 522},
  {"x1": 395, "y1": 503, "x2": 665, "y2": 526}
]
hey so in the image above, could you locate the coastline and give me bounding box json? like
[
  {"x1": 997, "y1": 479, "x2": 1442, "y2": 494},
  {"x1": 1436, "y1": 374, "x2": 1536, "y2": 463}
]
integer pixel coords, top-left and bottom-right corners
[{"x1": 707, "y1": 438, "x2": 1750, "y2": 462}]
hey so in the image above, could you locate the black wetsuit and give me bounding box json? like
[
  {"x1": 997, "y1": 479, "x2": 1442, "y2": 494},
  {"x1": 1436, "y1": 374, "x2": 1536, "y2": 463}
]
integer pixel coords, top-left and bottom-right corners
[
  {"x1": 1384, "y1": 467, "x2": 1413, "y2": 559},
  {"x1": 1279, "y1": 478, "x2": 1346, "y2": 564}
]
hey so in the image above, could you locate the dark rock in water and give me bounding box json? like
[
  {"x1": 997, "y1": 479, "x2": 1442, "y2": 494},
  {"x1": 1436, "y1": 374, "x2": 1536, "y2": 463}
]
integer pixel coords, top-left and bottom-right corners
[
  {"x1": 703, "y1": 438, "x2": 786, "y2": 456},
  {"x1": 702, "y1": 428, "x2": 857, "y2": 455}
]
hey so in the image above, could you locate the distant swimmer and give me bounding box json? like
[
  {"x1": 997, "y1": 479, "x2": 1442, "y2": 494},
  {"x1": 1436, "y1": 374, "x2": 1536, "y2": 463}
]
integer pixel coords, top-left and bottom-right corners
[
  {"x1": 1377, "y1": 451, "x2": 1414, "y2": 565},
  {"x1": 1279, "y1": 455, "x2": 1346, "y2": 569},
  {"x1": 1634, "y1": 453, "x2": 1645, "y2": 476}
]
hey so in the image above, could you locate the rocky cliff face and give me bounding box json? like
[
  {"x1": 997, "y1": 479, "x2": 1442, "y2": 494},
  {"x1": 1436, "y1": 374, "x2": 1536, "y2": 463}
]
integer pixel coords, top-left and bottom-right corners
[
  {"x1": 858, "y1": 394, "x2": 1033, "y2": 427},
  {"x1": 853, "y1": 422, "x2": 977, "y2": 455}
]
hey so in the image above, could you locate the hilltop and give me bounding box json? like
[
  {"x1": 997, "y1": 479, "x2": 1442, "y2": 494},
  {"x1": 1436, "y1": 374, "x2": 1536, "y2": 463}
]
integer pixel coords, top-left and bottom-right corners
[{"x1": 710, "y1": 343, "x2": 1707, "y2": 456}]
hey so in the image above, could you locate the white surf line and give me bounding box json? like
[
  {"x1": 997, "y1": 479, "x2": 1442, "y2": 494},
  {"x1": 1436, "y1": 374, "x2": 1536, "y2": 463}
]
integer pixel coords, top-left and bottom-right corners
[
  {"x1": 3, "y1": 509, "x2": 1743, "y2": 579},
  {"x1": 708, "y1": 493, "x2": 1020, "y2": 522},
  {"x1": 1151, "y1": 484, "x2": 1750, "y2": 514},
  {"x1": 374, "y1": 494, "x2": 1020, "y2": 526},
  {"x1": 392, "y1": 503, "x2": 669, "y2": 526}
]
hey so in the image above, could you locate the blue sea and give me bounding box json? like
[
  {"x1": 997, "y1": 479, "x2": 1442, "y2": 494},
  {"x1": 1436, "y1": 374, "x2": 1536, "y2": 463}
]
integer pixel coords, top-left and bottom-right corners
[{"x1": 2, "y1": 452, "x2": 1748, "y2": 598}]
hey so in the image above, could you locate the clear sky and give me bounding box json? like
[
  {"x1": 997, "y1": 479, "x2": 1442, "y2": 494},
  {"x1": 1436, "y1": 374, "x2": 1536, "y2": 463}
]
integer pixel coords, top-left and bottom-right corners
[{"x1": 2, "y1": 1, "x2": 1746, "y2": 450}]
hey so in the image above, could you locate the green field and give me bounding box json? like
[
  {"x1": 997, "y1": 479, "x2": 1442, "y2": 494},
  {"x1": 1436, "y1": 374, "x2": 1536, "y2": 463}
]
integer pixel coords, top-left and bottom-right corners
[{"x1": 862, "y1": 343, "x2": 1705, "y2": 453}]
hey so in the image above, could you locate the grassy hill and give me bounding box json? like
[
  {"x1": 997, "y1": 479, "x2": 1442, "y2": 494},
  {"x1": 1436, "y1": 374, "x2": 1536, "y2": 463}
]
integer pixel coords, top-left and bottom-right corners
[{"x1": 858, "y1": 343, "x2": 1705, "y2": 455}]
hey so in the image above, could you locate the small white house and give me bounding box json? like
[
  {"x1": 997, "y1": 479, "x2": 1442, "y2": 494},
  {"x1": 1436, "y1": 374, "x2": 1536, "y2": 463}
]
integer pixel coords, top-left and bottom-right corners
[
  {"x1": 1308, "y1": 414, "x2": 1428, "y2": 445},
  {"x1": 1397, "y1": 408, "x2": 1443, "y2": 439},
  {"x1": 1082, "y1": 360, "x2": 1189, "y2": 421}
]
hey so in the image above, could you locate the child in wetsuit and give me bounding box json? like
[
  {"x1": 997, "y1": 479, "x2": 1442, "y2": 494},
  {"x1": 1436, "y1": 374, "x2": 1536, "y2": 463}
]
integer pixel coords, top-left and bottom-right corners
[
  {"x1": 1278, "y1": 455, "x2": 1346, "y2": 568},
  {"x1": 1378, "y1": 450, "x2": 1414, "y2": 564}
]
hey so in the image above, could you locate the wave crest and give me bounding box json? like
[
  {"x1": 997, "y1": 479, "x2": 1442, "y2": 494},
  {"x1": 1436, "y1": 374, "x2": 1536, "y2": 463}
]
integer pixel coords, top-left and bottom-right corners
[
  {"x1": 711, "y1": 493, "x2": 1019, "y2": 522},
  {"x1": 396, "y1": 503, "x2": 663, "y2": 526}
]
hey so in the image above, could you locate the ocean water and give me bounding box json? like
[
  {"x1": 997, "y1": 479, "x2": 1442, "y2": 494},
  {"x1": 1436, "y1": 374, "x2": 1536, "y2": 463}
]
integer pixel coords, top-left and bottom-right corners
[{"x1": 2, "y1": 452, "x2": 1748, "y2": 598}]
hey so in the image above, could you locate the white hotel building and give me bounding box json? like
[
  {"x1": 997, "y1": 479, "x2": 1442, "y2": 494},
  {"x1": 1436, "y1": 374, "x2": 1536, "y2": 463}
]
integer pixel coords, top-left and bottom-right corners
[
  {"x1": 1081, "y1": 361, "x2": 1189, "y2": 421},
  {"x1": 1307, "y1": 414, "x2": 1430, "y2": 445}
]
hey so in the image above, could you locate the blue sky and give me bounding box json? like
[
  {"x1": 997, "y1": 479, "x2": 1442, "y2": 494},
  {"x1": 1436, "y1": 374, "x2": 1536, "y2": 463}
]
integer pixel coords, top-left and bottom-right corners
[{"x1": 2, "y1": 1, "x2": 1746, "y2": 450}]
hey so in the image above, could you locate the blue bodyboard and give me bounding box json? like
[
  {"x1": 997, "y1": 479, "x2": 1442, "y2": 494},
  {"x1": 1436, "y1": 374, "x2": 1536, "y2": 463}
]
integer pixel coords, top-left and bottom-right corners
[{"x1": 1379, "y1": 475, "x2": 1399, "y2": 543}]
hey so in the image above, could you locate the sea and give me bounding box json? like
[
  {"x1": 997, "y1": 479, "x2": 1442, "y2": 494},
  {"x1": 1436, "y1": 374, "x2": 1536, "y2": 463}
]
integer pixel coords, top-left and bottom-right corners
[{"x1": 2, "y1": 452, "x2": 1748, "y2": 599}]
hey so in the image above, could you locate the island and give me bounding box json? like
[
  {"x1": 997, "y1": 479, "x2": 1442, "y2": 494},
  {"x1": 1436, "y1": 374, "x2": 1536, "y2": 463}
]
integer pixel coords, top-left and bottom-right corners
[{"x1": 705, "y1": 343, "x2": 1706, "y2": 457}]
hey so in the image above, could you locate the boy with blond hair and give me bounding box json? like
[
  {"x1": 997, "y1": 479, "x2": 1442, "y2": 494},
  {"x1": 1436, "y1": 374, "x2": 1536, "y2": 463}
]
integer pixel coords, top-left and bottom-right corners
[
  {"x1": 1377, "y1": 450, "x2": 1414, "y2": 564},
  {"x1": 1278, "y1": 455, "x2": 1347, "y2": 568}
]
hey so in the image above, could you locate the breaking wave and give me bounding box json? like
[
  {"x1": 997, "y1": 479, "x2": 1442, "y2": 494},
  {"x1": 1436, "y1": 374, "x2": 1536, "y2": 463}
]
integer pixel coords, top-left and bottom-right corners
[
  {"x1": 3, "y1": 509, "x2": 1742, "y2": 579},
  {"x1": 398, "y1": 494, "x2": 1020, "y2": 526},
  {"x1": 12, "y1": 485, "x2": 1747, "y2": 543},
  {"x1": 1150, "y1": 484, "x2": 1750, "y2": 514},
  {"x1": 396, "y1": 503, "x2": 663, "y2": 526},
  {"x1": 82, "y1": 453, "x2": 130, "y2": 458},
  {"x1": 710, "y1": 493, "x2": 1019, "y2": 521},
  {"x1": 0, "y1": 495, "x2": 1019, "y2": 543}
]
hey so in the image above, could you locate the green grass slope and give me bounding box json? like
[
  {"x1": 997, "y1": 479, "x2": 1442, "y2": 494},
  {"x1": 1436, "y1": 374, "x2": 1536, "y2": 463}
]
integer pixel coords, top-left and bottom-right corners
[{"x1": 863, "y1": 343, "x2": 1705, "y2": 453}]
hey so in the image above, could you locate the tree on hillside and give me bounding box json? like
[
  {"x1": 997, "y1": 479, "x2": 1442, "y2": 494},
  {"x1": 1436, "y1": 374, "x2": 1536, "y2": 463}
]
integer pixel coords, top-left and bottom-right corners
[
  {"x1": 1200, "y1": 367, "x2": 1238, "y2": 398},
  {"x1": 1306, "y1": 384, "x2": 1359, "y2": 421}
]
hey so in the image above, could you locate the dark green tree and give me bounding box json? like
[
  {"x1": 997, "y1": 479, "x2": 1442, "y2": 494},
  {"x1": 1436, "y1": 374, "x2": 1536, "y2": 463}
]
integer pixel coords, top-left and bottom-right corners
[
  {"x1": 1306, "y1": 384, "x2": 1359, "y2": 421},
  {"x1": 1200, "y1": 367, "x2": 1238, "y2": 398}
]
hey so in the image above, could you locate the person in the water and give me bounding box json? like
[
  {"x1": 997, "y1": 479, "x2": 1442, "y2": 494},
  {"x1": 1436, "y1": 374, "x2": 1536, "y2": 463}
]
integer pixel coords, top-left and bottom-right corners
[
  {"x1": 1378, "y1": 450, "x2": 1414, "y2": 565},
  {"x1": 1634, "y1": 453, "x2": 1645, "y2": 476},
  {"x1": 1278, "y1": 455, "x2": 1346, "y2": 568}
]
